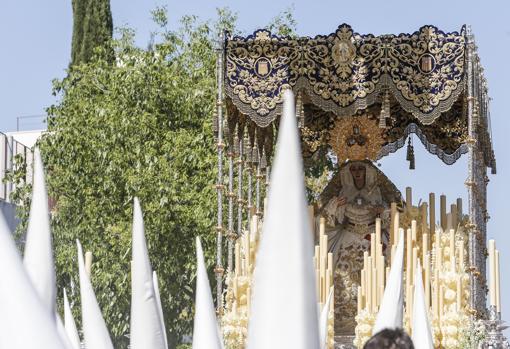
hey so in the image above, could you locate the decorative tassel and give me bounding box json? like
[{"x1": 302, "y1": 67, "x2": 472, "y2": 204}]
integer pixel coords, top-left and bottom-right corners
[
  {"x1": 379, "y1": 90, "x2": 390, "y2": 128},
  {"x1": 407, "y1": 137, "x2": 415, "y2": 170}
]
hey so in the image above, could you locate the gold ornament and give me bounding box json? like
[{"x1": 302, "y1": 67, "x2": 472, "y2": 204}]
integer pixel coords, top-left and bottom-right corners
[{"x1": 329, "y1": 114, "x2": 385, "y2": 161}]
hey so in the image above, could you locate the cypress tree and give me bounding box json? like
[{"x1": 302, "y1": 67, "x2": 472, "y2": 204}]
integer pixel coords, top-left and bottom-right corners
[{"x1": 70, "y1": 0, "x2": 113, "y2": 67}]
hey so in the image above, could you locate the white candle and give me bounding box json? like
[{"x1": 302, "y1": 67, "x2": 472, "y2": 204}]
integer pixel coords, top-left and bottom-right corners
[{"x1": 488, "y1": 240, "x2": 496, "y2": 307}]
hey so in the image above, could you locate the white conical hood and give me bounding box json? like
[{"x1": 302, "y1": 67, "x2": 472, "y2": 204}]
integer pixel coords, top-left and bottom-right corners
[
  {"x1": 130, "y1": 198, "x2": 166, "y2": 349},
  {"x1": 153, "y1": 271, "x2": 169, "y2": 349},
  {"x1": 412, "y1": 261, "x2": 434, "y2": 349},
  {"x1": 372, "y1": 229, "x2": 405, "y2": 334},
  {"x1": 0, "y1": 209, "x2": 68, "y2": 348},
  {"x1": 246, "y1": 90, "x2": 320, "y2": 349},
  {"x1": 64, "y1": 288, "x2": 81, "y2": 349},
  {"x1": 319, "y1": 288, "x2": 333, "y2": 349},
  {"x1": 192, "y1": 237, "x2": 223, "y2": 349},
  {"x1": 23, "y1": 148, "x2": 56, "y2": 314},
  {"x1": 77, "y1": 240, "x2": 114, "y2": 349}
]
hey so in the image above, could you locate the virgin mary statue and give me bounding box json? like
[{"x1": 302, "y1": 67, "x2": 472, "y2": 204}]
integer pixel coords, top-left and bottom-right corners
[{"x1": 317, "y1": 160, "x2": 402, "y2": 335}]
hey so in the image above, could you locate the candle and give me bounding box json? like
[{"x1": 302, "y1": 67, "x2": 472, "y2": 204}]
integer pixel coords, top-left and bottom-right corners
[
  {"x1": 376, "y1": 218, "x2": 382, "y2": 257},
  {"x1": 320, "y1": 216, "x2": 326, "y2": 237},
  {"x1": 406, "y1": 187, "x2": 413, "y2": 211},
  {"x1": 439, "y1": 285, "x2": 445, "y2": 322},
  {"x1": 456, "y1": 275, "x2": 462, "y2": 312},
  {"x1": 357, "y1": 286, "x2": 363, "y2": 314},
  {"x1": 429, "y1": 193, "x2": 436, "y2": 235},
  {"x1": 371, "y1": 233, "x2": 376, "y2": 263},
  {"x1": 235, "y1": 241, "x2": 241, "y2": 275},
  {"x1": 425, "y1": 254, "x2": 430, "y2": 309},
  {"x1": 458, "y1": 243, "x2": 465, "y2": 271},
  {"x1": 367, "y1": 259, "x2": 372, "y2": 312},
  {"x1": 423, "y1": 234, "x2": 429, "y2": 266},
  {"x1": 372, "y1": 267, "x2": 377, "y2": 312},
  {"x1": 451, "y1": 204, "x2": 458, "y2": 230},
  {"x1": 449, "y1": 229, "x2": 455, "y2": 270},
  {"x1": 440, "y1": 194, "x2": 447, "y2": 231},
  {"x1": 406, "y1": 229, "x2": 412, "y2": 298},
  {"x1": 390, "y1": 202, "x2": 397, "y2": 245},
  {"x1": 456, "y1": 198, "x2": 463, "y2": 221},
  {"x1": 421, "y1": 203, "x2": 428, "y2": 236},
  {"x1": 411, "y1": 220, "x2": 417, "y2": 243},
  {"x1": 412, "y1": 247, "x2": 418, "y2": 286},
  {"x1": 394, "y1": 212, "x2": 400, "y2": 245},
  {"x1": 361, "y1": 269, "x2": 366, "y2": 297},
  {"x1": 496, "y1": 250, "x2": 501, "y2": 313},
  {"x1": 488, "y1": 240, "x2": 496, "y2": 307},
  {"x1": 433, "y1": 270, "x2": 439, "y2": 319},
  {"x1": 446, "y1": 213, "x2": 452, "y2": 231}
]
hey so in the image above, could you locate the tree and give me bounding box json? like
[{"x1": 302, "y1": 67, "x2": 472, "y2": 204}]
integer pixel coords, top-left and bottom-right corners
[
  {"x1": 10, "y1": 7, "x2": 296, "y2": 348},
  {"x1": 71, "y1": 0, "x2": 113, "y2": 66}
]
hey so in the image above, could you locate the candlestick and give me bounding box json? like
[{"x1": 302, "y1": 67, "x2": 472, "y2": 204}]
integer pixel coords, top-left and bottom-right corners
[{"x1": 429, "y1": 193, "x2": 436, "y2": 235}]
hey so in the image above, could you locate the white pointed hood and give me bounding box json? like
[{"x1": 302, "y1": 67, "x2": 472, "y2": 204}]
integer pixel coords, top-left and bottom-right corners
[
  {"x1": 412, "y1": 261, "x2": 434, "y2": 349},
  {"x1": 23, "y1": 148, "x2": 56, "y2": 313},
  {"x1": 372, "y1": 229, "x2": 405, "y2": 334},
  {"x1": 0, "y1": 208, "x2": 68, "y2": 348},
  {"x1": 153, "y1": 271, "x2": 169, "y2": 349},
  {"x1": 64, "y1": 288, "x2": 82, "y2": 349},
  {"x1": 246, "y1": 90, "x2": 320, "y2": 349},
  {"x1": 130, "y1": 198, "x2": 166, "y2": 349},
  {"x1": 319, "y1": 288, "x2": 333, "y2": 349},
  {"x1": 77, "y1": 240, "x2": 114, "y2": 349},
  {"x1": 192, "y1": 237, "x2": 223, "y2": 349}
]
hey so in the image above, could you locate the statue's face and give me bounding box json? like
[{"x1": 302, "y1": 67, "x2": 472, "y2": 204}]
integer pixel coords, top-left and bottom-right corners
[{"x1": 349, "y1": 163, "x2": 366, "y2": 190}]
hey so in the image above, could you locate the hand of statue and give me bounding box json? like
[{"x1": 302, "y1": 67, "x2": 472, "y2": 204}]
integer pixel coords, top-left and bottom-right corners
[{"x1": 336, "y1": 196, "x2": 347, "y2": 207}]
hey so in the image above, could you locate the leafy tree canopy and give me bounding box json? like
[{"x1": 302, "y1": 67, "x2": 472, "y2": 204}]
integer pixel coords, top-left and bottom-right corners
[{"x1": 21, "y1": 6, "x2": 297, "y2": 348}]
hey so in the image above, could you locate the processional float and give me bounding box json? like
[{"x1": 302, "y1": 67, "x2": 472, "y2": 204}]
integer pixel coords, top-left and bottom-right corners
[{"x1": 211, "y1": 23, "x2": 507, "y2": 348}]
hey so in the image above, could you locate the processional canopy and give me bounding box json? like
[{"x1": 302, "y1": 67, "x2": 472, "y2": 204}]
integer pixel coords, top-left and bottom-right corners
[{"x1": 220, "y1": 24, "x2": 495, "y2": 171}]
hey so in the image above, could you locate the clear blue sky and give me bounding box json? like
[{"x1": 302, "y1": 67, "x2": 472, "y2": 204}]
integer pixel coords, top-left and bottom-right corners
[{"x1": 1, "y1": 0, "x2": 509, "y2": 328}]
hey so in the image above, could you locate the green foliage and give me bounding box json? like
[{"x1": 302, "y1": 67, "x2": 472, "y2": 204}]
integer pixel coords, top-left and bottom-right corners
[
  {"x1": 71, "y1": 0, "x2": 114, "y2": 66},
  {"x1": 7, "y1": 6, "x2": 298, "y2": 348}
]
